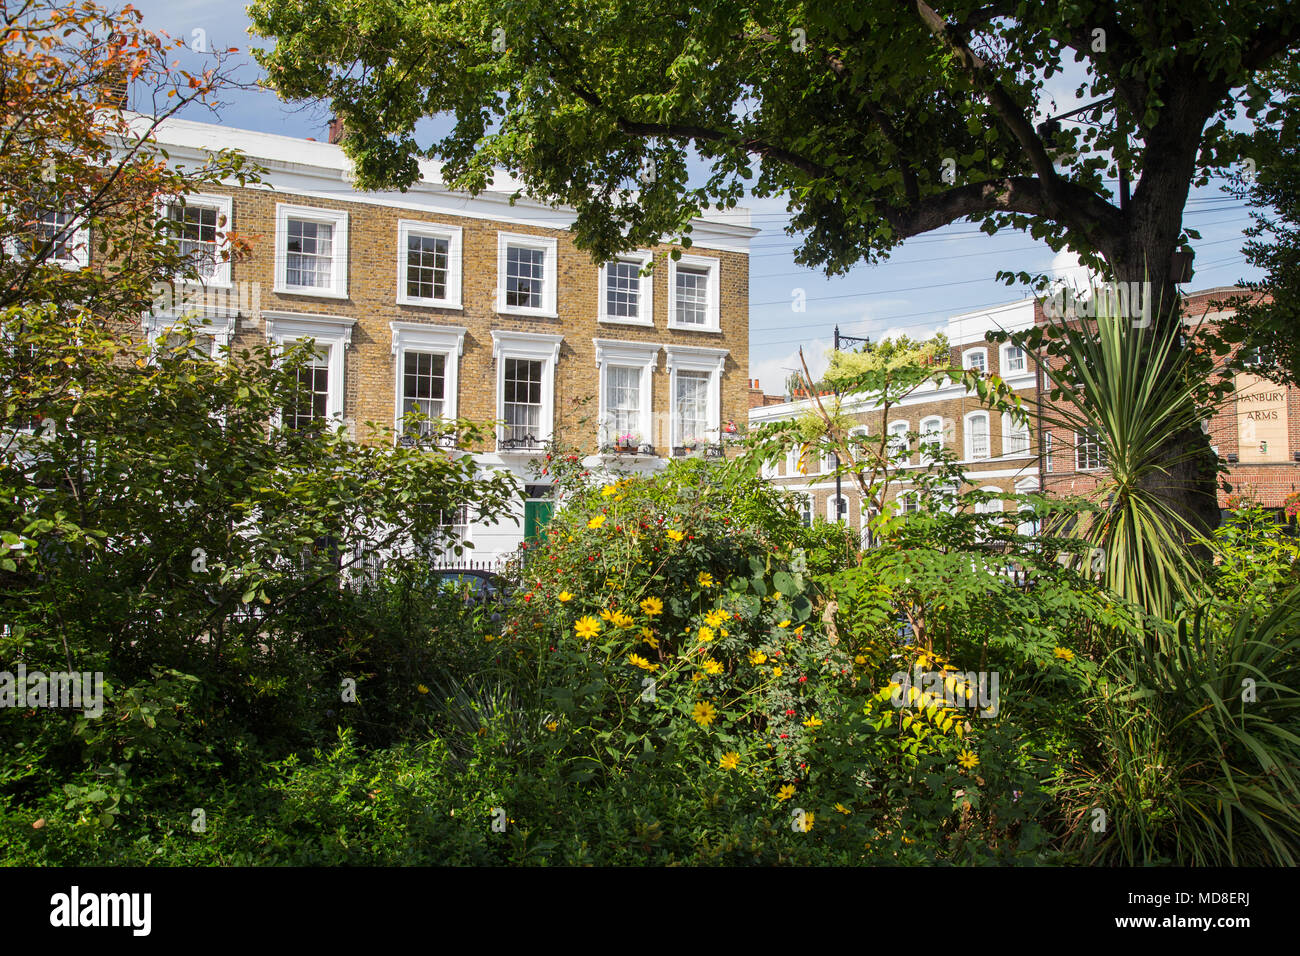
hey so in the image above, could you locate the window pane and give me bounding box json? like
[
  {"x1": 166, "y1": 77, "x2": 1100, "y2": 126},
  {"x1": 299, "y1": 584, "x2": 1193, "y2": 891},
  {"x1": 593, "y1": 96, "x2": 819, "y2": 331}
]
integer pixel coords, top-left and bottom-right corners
[
  {"x1": 170, "y1": 202, "x2": 219, "y2": 278},
  {"x1": 402, "y1": 351, "x2": 446, "y2": 434},
  {"x1": 506, "y1": 246, "x2": 545, "y2": 309},
  {"x1": 286, "y1": 219, "x2": 333, "y2": 288},
  {"x1": 284, "y1": 350, "x2": 329, "y2": 429},
  {"x1": 503, "y1": 358, "x2": 544, "y2": 446},
  {"x1": 605, "y1": 260, "x2": 641, "y2": 317},
  {"x1": 675, "y1": 266, "x2": 710, "y2": 325},
  {"x1": 970, "y1": 416, "x2": 989, "y2": 459},
  {"x1": 407, "y1": 235, "x2": 449, "y2": 300},
  {"x1": 675, "y1": 370, "x2": 709, "y2": 445},
  {"x1": 34, "y1": 209, "x2": 77, "y2": 261},
  {"x1": 605, "y1": 365, "x2": 640, "y2": 441}
]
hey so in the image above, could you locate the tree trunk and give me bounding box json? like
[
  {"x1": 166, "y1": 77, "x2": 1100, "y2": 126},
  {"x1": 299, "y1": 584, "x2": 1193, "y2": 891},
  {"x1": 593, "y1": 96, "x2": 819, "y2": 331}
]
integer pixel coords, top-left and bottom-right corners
[{"x1": 1112, "y1": 259, "x2": 1221, "y2": 545}]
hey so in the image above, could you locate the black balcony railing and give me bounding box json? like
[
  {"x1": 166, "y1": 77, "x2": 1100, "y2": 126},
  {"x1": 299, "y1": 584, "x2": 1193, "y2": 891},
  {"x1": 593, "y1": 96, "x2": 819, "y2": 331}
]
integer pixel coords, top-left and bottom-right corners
[{"x1": 498, "y1": 434, "x2": 547, "y2": 452}]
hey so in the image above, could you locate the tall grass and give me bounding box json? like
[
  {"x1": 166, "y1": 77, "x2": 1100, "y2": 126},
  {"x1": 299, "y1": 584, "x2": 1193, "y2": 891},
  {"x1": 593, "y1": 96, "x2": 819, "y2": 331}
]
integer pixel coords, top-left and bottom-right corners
[{"x1": 1058, "y1": 586, "x2": 1300, "y2": 864}]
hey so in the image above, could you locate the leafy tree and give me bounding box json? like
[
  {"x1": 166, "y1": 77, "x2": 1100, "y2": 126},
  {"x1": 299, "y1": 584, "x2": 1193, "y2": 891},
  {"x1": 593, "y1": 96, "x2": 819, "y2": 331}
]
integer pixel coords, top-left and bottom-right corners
[
  {"x1": 0, "y1": 0, "x2": 256, "y2": 317},
  {"x1": 249, "y1": 0, "x2": 1300, "y2": 536},
  {"x1": 1215, "y1": 56, "x2": 1300, "y2": 386}
]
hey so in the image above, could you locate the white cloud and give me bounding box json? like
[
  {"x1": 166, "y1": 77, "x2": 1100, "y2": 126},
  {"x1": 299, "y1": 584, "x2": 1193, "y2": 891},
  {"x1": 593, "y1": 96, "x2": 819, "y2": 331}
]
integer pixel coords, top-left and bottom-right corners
[{"x1": 1049, "y1": 248, "x2": 1098, "y2": 291}]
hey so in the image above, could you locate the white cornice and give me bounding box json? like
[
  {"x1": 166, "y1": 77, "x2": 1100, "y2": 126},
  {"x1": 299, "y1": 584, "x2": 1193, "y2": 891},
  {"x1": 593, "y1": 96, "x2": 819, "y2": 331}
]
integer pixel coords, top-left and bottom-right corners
[{"x1": 127, "y1": 113, "x2": 758, "y2": 252}]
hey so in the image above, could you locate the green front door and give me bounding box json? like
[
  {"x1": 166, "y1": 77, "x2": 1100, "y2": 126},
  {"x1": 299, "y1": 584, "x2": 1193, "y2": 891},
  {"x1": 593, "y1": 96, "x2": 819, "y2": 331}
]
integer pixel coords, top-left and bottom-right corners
[{"x1": 524, "y1": 499, "x2": 554, "y2": 543}]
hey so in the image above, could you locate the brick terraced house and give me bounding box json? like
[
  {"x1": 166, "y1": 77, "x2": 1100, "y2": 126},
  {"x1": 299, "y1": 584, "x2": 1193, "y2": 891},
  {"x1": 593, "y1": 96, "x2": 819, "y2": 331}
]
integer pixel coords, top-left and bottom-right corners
[
  {"x1": 753, "y1": 288, "x2": 1300, "y2": 540},
  {"x1": 1039, "y1": 286, "x2": 1300, "y2": 521},
  {"x1": 129, "y1": 114, "x2": 757, "y2": 560},
  {"x1": 749, "y1": 298, "x2": 1043, "y2": 543}
]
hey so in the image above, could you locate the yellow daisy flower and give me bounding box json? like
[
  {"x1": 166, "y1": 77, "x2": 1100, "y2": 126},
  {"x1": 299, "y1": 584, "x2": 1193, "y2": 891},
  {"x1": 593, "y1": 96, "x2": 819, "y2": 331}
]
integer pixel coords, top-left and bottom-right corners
[
  {"x1": 957, "y1": 749, "x2": 979, "y2": 770},
  {"x1": 640, "y1": 596, "x2": 664, "y2": 617},
  {"x1": 587, "y1": 515, "x2": 607, "y2": 529},
  {"x1": 628, "y1": 653, "x2": 657, "y2": 671},
  {"x1": 704, "y1": 608, "x2": 728, "y2": 629},
  {"x1": 719, "y1": 752, "x2": 740, "y2": 771},
  {"x1": 697, "y1": 625, "x2": 715, "y2": 643},
  {"x1": 611, "y1": 610, "x2": 634, "y2": 628},
  {"x1": 691, "y1": 672, "x2": 704, "y2": 682},
  {"x1": 834, "y1": 803, "x2": 851, "y2": 815},
  {"x1": 557, "y1": 591, "x2": 573, "y2": 603},
  {"x1": 545, "y1": 720, "x2": 558, "y2": 732},
  {"x1": 802, "y1": 715, "x2": 823, "y2": 729},
  {"x1": 701, "y1": 657, "x2": 723, "y2": 676},
  {"x1": 601, "y1": 484, "x2": 617, "y2": 496},
  {"x1": 776, "y1": 784, "x2": 796, "y2": 802},
  {"x1": 666, "y1": 529, "x2": 685, "y2": 542},
  {"x1": 779, "y1": 619, "x2": 791, "y2": 628},
  {"x1": 748, "y1": 649, "x2": 768, "y2": 665},
  {"x1": 417, "y1": 684, "x2": 429, "y2": 695},
  {"x1": 574, "y1": 616, "x2": 601, "y2": 640},
  {"x1": 697, "y1": 571, "x2": 714, "y2": 588},
  {"x1": 1053, "y1": 646, "x2": 1075, "y2": 662},
  {"x1": 772, "y1": 666, "x2": 783, "y2": 678},
  {"x1": 799, "y1": 812, "x2": 815, "y2": 832},
  {"x1": 692, "y1": 701, "x2": 718, "y2": 726}
]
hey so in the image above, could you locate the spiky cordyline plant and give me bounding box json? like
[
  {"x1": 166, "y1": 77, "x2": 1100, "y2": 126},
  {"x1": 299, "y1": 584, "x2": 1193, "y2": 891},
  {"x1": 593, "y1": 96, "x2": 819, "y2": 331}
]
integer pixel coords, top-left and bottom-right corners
[{"x1": 1014, "y1": 288, "x2": 1226, "y2": 619}]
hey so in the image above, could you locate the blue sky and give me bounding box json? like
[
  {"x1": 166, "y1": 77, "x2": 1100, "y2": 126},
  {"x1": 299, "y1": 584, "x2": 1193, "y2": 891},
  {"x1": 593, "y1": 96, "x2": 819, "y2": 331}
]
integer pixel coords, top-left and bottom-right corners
[{"x1": 132, "y1": 0, "x2": 1263, "y2": 394}]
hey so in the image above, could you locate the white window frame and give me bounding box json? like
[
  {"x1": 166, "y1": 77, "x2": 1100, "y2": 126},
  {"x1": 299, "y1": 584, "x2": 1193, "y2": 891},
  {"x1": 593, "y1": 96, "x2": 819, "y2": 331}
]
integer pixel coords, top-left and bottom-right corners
[
  {"x1": 1075, "y1": 428, "x2": 1106, "y2": 471},
  {"x1": 163, "y1": 192, "x2": 233, "y2": 288},
  {"x1": 761, "y1": 458, "x2": 780, "y2": 479},
  {"x1": 396, "y1": 220, "x2": 463, "y2": 309},
  {"x1": 786, "y1": 445, "x2": 805, "y2": 476},
  {"x1": 1044, "y1": 431, "x2": 1054, "y2": 473},
  {"x1": 390, "y1": 321, "x2": 467, "y2": 435},
  {"x1": 964, "y1": 411, "x2": 991, "y2": 461},
  {"x1": 962, "y1": 348, "x2": 987, "y2": 373},
  {"x1": 667, "y1": 253, "x2": 721, "y2": 332},
  {"x1": 593, "y1": 338, "x2": 659, "y2": 449},
  {"x1": 820, "y1": 445, "x2": 837, "y2": 474},
  {"x1": 263, "y1": 311, "x2": 356, "y2": 426},
  {"x1": 827, "y1": 494, "x2": 849, "y2": 524},
  {"x1": 598, "y1": 250, "x2": 654, "y2": 326},
  {"x1": 275, "y1": 203, "x2": 349, "y2": 299},
  {"x1": 1001, "y1": 411, "x2": 1032, "y2": 458},
  {"x1": 496, "y1": 232, "x2": 558, "y2": 318},
  {"x1": 141, "y1": 309, "x2": 236, "y2": 361},
  {"x1": 1001, "y1": 342, "x2": 1027, "y2": 375},
  {"x1": 973, "y1": 485, "x2": 1003, "y2": 541},
  {"x1": 491, "y1": 330, "x2": 563, "y2": 452},
  {"x1": 887, "y1": 420, "x2": 911, "y2": 465},
  {"x1": 794, "y1": 492, "x2": 814, "y2": 527},
  {"x1": 919, "y1": 415, "x2": 943, "y2": 464},
  {"x1": 9, "y1": 207, "x2": 90, "y2": 270},
  {"x1": 1015, "y1": 477, "x2": 1040, "y2": 537},
  {"x1": 664, "y1": 344, "x2": 727, "y2": 449}
]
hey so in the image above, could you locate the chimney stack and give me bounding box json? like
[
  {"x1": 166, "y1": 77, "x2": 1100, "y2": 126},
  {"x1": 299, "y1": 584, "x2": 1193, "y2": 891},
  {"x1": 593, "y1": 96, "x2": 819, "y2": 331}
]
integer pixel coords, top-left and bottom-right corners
[{"x1": 328, "y1": 116, "x2": 348, "y2": 145}]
